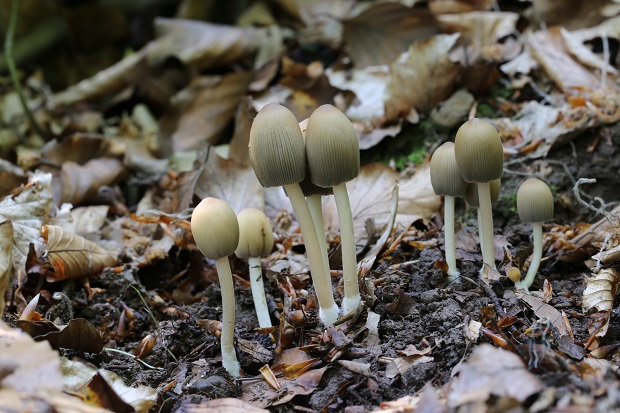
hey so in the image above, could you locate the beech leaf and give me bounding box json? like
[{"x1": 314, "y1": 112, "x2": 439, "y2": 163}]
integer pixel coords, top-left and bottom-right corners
[{"x1": 41, "y1": 225, "x2": 117, "y2": 282}]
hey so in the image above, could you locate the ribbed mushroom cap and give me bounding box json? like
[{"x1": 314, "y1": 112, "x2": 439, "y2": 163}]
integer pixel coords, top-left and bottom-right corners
[
  {"x1": 465, "y1": 179, "x2": 501, "y2": 207},
  {"x1": 235, "y1": 208, "x2": 274, "y2": 259},
  {"x1": 305, "y1": 104, "x2": 360, "y2": 188},
  {"x1": 454, "y1": 118, "x2": 504, "y2": 183},
  {"x1": 191, "y1": 198, "x2": 240, "y2": 260},
  {"x1": 517, "y1": 178, "x2": 554, "y2": 223},
  {"x1": 430, "y1": 142, "x2": 467, "y2": 197},
  {"x1": 249, "y1": 104, "x2": 306, "y2": 188},
  {"x1": 299, "y1": 174, "x2": 334, "y2": 196}
]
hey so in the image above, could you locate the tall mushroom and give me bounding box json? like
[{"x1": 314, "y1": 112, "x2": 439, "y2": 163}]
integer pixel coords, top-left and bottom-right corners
[
  {"x1": 305, "y1": 104, "x2": 361, "y2": 315},
  {"x1": 430, "y1": 142, "x2": 468, "y2": 280},
  {"x1": 191, "y1": 197, "x2": 241, "y2": 378},
  {"x1": 454, "y1": 118, "x2": 504, "y2": 272},
  {"x1": 515, "y1": 178, "x2": 554, "y2": 291},
  {"x1": 464, "y1": 179, "x2": 501, "y2": 254},
  {"x1": 249, "y1": 103, "x2": 339, "y2": 326},
  {"x1": 235, "y1": 208, "x2": 274, "y2": 328}
]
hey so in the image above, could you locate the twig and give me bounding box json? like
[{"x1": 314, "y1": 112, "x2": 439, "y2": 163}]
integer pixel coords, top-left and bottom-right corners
[
  {"x1": 4, "y1": 0, "x2": 47, "y2": 140},
  {"x1": 130, "y1": 285, "x2": 178, "y2": 363},
  {"x1": 103, "y1": 347, "x2": 165, "y2": 370}
]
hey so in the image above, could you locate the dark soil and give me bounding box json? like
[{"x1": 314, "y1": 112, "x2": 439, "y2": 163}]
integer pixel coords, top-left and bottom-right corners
[{"x1": 10, "y1": 124, "x2": 620, "y2": 412}]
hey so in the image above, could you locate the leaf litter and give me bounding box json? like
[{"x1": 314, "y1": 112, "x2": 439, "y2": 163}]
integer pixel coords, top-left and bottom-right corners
[{"x1": 1, "y1": 0, "x2": 620, "y2": 412}]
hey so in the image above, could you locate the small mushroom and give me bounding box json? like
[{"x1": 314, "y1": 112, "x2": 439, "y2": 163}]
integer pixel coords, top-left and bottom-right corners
[
  {"x1": 515, "y1": 178, "x2": 554, "y2": 291},
  {"x1": 235, "y1": 208, "x2": 274, "y2": 329},
  {"x1": 249, "y1": 103, "x2": 339, "y2": 325},
  {"x1": 454, "y1": 118, "x2": 503, "y2": 272},
  {"x1": 464, "y1": 179, "x2": 501, "y2": 254},
  {"x1": 191, "y1": 197, "x2": 241, "y2": 378},
  {"x1": 305, "y1": 104, "x2": 361, "y2": 315},
  {"x1": 430, "y1": 142, "x2": 467, "y2": 280}
]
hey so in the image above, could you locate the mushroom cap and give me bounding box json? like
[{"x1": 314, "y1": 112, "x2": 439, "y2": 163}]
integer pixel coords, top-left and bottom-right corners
[
  {"x1": 465, "y1": 179, "x2": 501, "y2": 207},
  {"x1": 517, "y1": 178, "x2": 554, "y2": 223},
  {"x1": 249, "y1": 103, "x2": 306, "y2": 188},
  {"x1": 191, "y1": 197, "x2": 240, "y2": 260},
  {"x1": 305, "y1": 104, "x2": 360, "y2": 188},
  {"x1": 454, "y1": 118, "x2": 504, "y2": 183},
  {"x1": 430, "y1": 142, "x2": 468, "y2": 197},
  {"x1": 235, "y1": 208, "x2": 274, "y2": 258}
]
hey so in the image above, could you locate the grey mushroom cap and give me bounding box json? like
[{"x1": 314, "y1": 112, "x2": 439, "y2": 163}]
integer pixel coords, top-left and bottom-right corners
[
  {"x1": 191, "y1": 198, "x2": 240, "y2": 260},
  {"x1": 235, "y1": 208, "x2": 274, "y2": 259},
  {"x1": 305, "y1": 104, "x2": 360, "y2": 188},
  {"x1": 430, "y1": 142, "x2": 468, "y2": 197},
  {"x1": 465, "y1": 179, "x2": 501, "y2": 207},
  {"x1": 249, "y1": 103, "x2": 306, "y2": 188},
  {"x1": 517, "y1": 178, "x2": 554, "y2": 223},
  {"x1": 454, "y1": 118, "x2": 504, "y2": 183}
]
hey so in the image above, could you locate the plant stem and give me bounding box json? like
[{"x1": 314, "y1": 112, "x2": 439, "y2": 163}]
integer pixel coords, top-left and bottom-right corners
[
  {"x1": 333, "y1": 182, "x2": 360, "y2": 315},
  {"x1": 284, "y1": 183, "x2": 339, "y2": 325},
  {"x1": 477, "y1": 207, "x2": 484, "y2": 253},
  {"x1": 477, "y1": 182, "x2": 496, "y2": 271},
  {"x1": 215, "y1": 256, "x2": 240, "y2": 378},
  {"x1": 520, "y1": 223, "x2": 543, "y2": 290},
  {"x1": 306, "y1": 194, "x2": 328, "y2": 255},
  {"x1": 5, "y1": 0, "x2": 47, "y2": 140},
  {"x1": 444, "y1": 195, "x2": 459, "y2": 280},
  {"x1": 248, "y1": 256, "x2": 272, "y2": 328}
]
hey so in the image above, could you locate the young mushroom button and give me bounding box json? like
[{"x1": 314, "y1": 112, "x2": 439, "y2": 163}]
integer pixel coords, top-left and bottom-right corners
[
  {"x1": 191, "y1": 197, "x2": 241, "y2": 378},
  {"x1": 454, "y1": 118, "x2": 503, "y2": 272},
  {"x1": 430, "y1": 142, "x2": 467, "y2": 280},
  {"x1": 249, "y1": 103, "x2": 339, "y2": 326},
  {"x1": 235, "y1": 208, "x2": 274, "y2": 329},
  {"x1": 305, "y1": 104, "x2": 361, "y2": 316},
  {"x1": 515, "y1": 178, "x2": 554, "y2": 291}
]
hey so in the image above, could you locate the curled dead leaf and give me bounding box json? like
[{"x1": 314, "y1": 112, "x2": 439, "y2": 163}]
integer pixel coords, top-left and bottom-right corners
[
  {"x1": 583, "y1": 268, "x2": 619, "y2": 313},
  {"x1": 41, "y1": 225, "x2": 118, "y2": 282}
]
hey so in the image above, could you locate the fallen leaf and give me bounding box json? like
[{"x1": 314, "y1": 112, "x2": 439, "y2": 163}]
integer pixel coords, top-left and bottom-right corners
[
  {"x1": 338, "y1": 360, "x2": 372, "y2": 377},
  {"x1": 60, "y1": 206, "x2": 110, "y2": 235},
  {"x1": 18, "y1": 318, "x2": 106, "y2": 353},
  {"x1": 583, "y1": 268, "x2": 619, "y2": 312},
  {"x1": 41, "y1": 225, "x2": 118, "y2": 282},
  {"x1": 429, "y1": 0, "x2": 493, "y2": 14},
  {"x1": 0, "y1": 221, "x2": 13, "y2": 315},
  {"x1": 515, "y1": 291, "x2": 570, "y2": 337},
  {"x1": 385, "y1": 355, "x2": 434, "y2": 379},
  {"x1": 385, "y1": 33, "x2": 461, "y2": 119},
  {"x1": 527, "y1": 0, "x2": 612, "y2": 30},
  {"x1": 60, "y1": 158, "x2": 126, "y2": 205},
  {"x1": 447, "y1": 344, "x2": 544, "y2": 406},
  {"x1": 176, "y1": 397, "x2": 270, "y2": 412},
  {"x1": 343, "y1": 2, "x2": 438, "y2": 67}
]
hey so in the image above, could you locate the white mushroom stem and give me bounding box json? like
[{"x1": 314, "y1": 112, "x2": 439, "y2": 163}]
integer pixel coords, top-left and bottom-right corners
[
  {"x1": 333, "y1": 182, "x2": 360, "y2": 315},
  {"x1": 477, "y1": 182, "x2": 496, "y2": 271},
  {"x1": 306, "y1": 194, "x2": 329, "y2": 260},
  {"x1": 248, "y1": 256, "x2": 272, "y2": 328},
  {"x1": 518, "y1": 222, "x2": 543, "y2": 291},
  {"x1": 214, "y1": 257, "x2": 241, "y2": 378},
  {"x1": 477, "y1": 207, "x2": 484, "y2": 253},
  {"x1": 284, "y1": 183, "x2": 340, "y2": 325},
  {"x1": 444, "y1": 195, "x2": 459, "y2": 280}
]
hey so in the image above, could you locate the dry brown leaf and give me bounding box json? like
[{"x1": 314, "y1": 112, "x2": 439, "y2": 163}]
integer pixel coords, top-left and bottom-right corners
[
  {"x1": 583, "y1": 268, "x2": 619, "y2": 312},
  {"x1": 385, "y1": 33, "x2": 461, "y2": 119},
  {"x1": 164, "y1": 72, "x2": 254, "y2": 151},
  {"x1": 527, "y1": 0, "x2": 614, "y2": 30},
  {"x1": 18, "y1": 318, "x2": 106, "y2": 353},
  {"x1": 176, "y1": 397, "x2": 270, "y2": 413},
  {"x1": 384, "y1": 355, "x2": 434, "y2": 379},
  {"x1": 342, "y1": 2, "x2": 438, "y2": 67},
  {"x1": 447, "y1": 344, "x2": 544, "y2": 406},
  {"x1": 429, "y1": 0, "x2": 493, "y2": 14},
  {"x1": 41, "y1": 134, "x2": 116, "y2": 166},
  {"x1": 60, "y1": 206, "x2": 109, "y2": 235},
  {"x1": 42, "y1": 225, "x2": 118, "y2": 282},
  {"x1": 515, "y1": 290, "x2": 570, "y2": 337},
  {"x1": 0, "y1": 220, "x2": 13, "y2": 315},
  {"x1": 60, "y1": 158, "x2": 126, "y2": 205}
]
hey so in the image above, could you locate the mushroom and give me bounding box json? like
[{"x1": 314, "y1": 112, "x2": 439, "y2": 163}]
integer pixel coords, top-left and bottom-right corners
[
  {"x1": 514, "y1": 178, "x2": 554, "y2": 291},
  {"x1": 249, "y1": 103, "x2": 339, "y2": 325},
  {"x1": 454, "y1": 118, "x2": 504, "y2": 272},
  {"x1": 191, "y1": 197, "x2": 241, "y2": 378},
  {"x1": 430, "y1": 142, "x2": 468, "y2": 280},
  {"x1": 235, "y1": 208, "x2": 275, "y2": 328},
  {"x1": 464, "y1": 179, "x2": 501, "y2": 254},
  {"x1": 305, "y1": 104, "x2": 361, "y2": 315}
]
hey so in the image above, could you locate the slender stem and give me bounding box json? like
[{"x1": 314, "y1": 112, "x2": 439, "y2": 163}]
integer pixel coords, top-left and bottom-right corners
[
  {"x1": 333, "y1": 182, "x2": 360, "y2": 315},
  {"x1": 444, "y1": 195, "x2": 459, "y2": 280},
  {"x1": 307, "y1": 194, "x2": 328, "y2": 255},
  {"x1": 284, "y1": 183, "x2": 339, "y2": 325},
  {"x1": 215, "y1": 256, "x2": 240, "y2": 378},
  {"x1": 477, "y1": 207, "x2": 484, "y2": 253},
  {"x1": 248, "y1": 256, "x2": 272, "y2": 328},
  {"x1": 521, "y1": 223, "x2": 543, "y2": 290},
  {"x1": 5, "y1": 0, "x2": 46, "y2": 140},
  {"x1": 477, "y1": 182, "x2": 496, "y2": 271}
]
